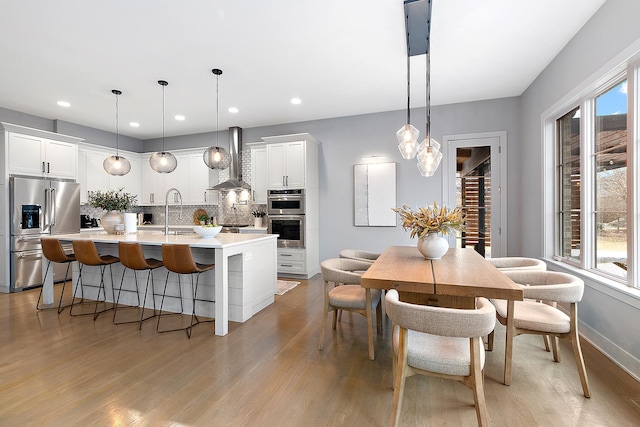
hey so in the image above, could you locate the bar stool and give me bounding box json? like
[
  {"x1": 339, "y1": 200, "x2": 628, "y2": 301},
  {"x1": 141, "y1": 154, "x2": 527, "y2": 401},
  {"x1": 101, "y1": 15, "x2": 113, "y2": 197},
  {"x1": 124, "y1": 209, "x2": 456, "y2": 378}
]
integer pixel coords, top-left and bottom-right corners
[
  {"x1": 70, "y1": 240, "x2": 119, "y2": 321},
  {"x1": 37, "y1": 238, "x2": 75, "y2": 314},
  {"x1": 114, "y1": 242, "x2": 164, "y2": 329},
  {"x1": 158, "y1": 244, "x2": 215, "y2": 338}
]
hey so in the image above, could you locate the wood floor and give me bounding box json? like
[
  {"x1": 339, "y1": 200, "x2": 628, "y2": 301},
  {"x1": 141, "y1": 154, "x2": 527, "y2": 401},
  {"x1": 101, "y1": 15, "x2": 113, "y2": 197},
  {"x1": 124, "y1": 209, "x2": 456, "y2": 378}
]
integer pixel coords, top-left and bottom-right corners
[{"x1": 1, "y1": 276, "x2": 639, "y2": 427}]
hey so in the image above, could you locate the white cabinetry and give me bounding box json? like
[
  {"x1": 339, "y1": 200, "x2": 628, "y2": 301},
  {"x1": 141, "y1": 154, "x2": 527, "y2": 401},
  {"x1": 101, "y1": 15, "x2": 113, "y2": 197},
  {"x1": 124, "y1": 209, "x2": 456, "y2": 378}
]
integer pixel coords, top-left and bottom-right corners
[
  {"x1": 140, "y1": 148, "x2": 219, "y2": 206},
  {"x1": 249, "y1": 144, "x2": 267, "y2": 204},
  {"x1": 260, "y1": 133, "x2": 319, "y2": 278},
  {"x1": 78, "y1": 144, "x2": 141, "y2": 204},
  {"x1": 8, "y1": 132, "x2": 78, "y2": 179}
]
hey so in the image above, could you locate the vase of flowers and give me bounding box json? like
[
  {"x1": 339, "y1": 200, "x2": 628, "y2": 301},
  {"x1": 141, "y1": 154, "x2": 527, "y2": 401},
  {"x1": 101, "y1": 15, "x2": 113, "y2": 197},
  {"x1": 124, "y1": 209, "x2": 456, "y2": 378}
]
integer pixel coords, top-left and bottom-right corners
[
  {"x1": 252, "y1": 209, "x2": 266, "y2": 228},
  {"x1": 393, "y1": 202, "x2": 466, "y2": 260},
  {"x1": 88, "y1": 188, "x2": 138, "y2": 234}
]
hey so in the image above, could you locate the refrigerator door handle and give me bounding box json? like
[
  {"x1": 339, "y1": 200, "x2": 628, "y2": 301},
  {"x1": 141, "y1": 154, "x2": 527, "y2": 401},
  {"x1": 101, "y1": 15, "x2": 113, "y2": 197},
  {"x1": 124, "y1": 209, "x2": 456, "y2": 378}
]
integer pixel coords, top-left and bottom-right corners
[
  {"x1": 43, "y1": 188, "x2": 50, "y2": 232},
  {"x1": 50, "y1": 187, "x2": 56, "y2": 227}
]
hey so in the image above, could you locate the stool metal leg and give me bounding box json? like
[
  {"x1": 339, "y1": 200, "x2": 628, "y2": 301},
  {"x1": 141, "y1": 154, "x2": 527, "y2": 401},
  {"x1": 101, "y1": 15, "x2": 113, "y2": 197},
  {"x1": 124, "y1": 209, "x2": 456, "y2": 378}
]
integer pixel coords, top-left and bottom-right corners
[{"x1": 157, "y1": 271, "x2": 187, "y2": 335}]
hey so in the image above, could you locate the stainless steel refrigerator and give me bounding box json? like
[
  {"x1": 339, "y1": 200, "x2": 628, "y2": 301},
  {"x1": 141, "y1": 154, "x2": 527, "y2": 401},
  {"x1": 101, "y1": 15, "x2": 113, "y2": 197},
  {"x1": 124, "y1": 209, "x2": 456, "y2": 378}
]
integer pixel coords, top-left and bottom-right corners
[{"x1": 9, "y1": 176, "x2": 80, "y2": 291}]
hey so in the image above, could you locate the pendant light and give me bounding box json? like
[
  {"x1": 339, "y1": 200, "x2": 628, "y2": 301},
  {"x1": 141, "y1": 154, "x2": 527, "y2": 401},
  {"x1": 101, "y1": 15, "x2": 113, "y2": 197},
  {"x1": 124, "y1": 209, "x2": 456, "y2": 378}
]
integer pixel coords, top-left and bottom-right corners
[
  {"x1": 416, "y1": 0, "x2": 442, "y2": 177},
  {"x1": 203, "y1": 68, "x2": 231, "y2": 169},
  {"x1": 149, "y1": 80, "x2": 178, "y2": 173},
  {"x1": 103, "y1": 89, "x2": 131, "y2": 176},
  {"x1": 396, "y1": 9, "x2": 419, "y2": 159}
]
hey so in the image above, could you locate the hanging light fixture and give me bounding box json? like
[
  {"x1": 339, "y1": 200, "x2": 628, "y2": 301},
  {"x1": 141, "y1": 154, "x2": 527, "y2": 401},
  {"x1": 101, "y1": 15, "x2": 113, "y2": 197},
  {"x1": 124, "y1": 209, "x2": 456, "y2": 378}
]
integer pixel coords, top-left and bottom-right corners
[
  {"x1": 103, "y1": 89, "x2": 131, "y2": 176},
  {"x1": 203, "y1": 68, "x2": 231, "y2": 169},
  {"x1": 149, "y1": 80, "x2": 178, "y2": 173},
  {"x1": 396, "y1": 9, "x2": 419, "y2": 159},
  {"x1": 416, "y1": 0, "x2": 442, "y2": 177}
]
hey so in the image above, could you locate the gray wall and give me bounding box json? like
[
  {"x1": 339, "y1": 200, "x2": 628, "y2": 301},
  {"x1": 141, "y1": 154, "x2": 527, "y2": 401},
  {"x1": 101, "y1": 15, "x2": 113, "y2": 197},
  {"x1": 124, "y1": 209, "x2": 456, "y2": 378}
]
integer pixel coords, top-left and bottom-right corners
[{"x1": 520, "y1": 0, "x2": 640, "y2": 380}]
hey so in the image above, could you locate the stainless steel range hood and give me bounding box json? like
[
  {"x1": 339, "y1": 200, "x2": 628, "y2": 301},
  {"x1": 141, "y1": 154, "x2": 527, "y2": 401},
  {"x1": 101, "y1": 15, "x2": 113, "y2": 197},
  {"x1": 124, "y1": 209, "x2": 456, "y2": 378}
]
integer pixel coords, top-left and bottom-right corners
[{"x1": 210, "y1": 126, "x2": 251, "y2": 191}]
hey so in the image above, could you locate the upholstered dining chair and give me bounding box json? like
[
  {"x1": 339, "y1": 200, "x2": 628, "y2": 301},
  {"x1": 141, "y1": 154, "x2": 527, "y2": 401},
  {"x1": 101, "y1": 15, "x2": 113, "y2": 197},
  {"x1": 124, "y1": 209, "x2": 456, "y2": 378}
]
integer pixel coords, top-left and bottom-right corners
[
  {"x1": 487, "y1": 256, "x2": 547, "y2": 272},
  {"x1": 488, "y1": 270, "x2": 591, "y2": 397},
  {"x1": 385, "y1": 289, "x2": 496, "y2": 427},
  {"x1": 338, "y1": 249, "x2": 381, "y2": 264},
  {"x1": 318, "y1": 258, "x2": 382, "y2": 360}
]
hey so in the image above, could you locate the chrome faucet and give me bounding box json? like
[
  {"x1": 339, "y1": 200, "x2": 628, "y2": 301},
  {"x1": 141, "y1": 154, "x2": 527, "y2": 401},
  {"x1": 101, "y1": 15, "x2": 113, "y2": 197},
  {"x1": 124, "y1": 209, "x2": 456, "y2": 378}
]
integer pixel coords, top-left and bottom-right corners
[{"x1": 165, "y1": 187, "x2": 183, "y2": 235}]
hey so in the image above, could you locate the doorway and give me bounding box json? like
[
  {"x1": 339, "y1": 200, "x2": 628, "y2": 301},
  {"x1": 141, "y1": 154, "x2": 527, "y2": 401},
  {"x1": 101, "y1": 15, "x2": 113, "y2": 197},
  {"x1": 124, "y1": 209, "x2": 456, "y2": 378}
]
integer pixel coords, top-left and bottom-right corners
[{"x1": 442, "y1": 132, "x2": 507, "y2": 257}]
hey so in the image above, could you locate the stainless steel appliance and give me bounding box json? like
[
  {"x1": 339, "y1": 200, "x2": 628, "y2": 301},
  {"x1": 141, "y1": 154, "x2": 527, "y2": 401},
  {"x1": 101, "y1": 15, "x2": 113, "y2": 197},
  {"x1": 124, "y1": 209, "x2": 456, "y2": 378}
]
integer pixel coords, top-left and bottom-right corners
[
  {"x1": 10, "y1": 176, "x2": 80, "y2": 291},
  {"x1": 267, "y1": 215, "x2": 305, "y2": 248},
  {"x1": 267, "y1": 189, "x2": 305, "y2": 215}
]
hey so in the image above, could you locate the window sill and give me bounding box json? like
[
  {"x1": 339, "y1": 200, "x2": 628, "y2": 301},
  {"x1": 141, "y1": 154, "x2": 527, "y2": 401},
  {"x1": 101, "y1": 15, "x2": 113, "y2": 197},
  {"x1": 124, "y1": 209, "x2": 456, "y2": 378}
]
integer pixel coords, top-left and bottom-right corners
[{"x1": 543, "y1": 258, "x2": 640, "y2": 309}]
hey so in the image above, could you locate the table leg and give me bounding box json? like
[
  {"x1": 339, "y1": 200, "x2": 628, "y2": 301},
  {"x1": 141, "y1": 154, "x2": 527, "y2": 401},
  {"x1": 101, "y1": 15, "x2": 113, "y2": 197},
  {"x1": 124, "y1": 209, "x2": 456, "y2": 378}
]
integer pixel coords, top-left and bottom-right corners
[
  {"x1": 366, "y1": 288, "x2": 375, "y2": 360},
  {"x1": 504, "y1": 299, "x2": 514, "y2": 385},
  {"x1": 214, "y1": 249, "x2": 229, "y2": 336}
]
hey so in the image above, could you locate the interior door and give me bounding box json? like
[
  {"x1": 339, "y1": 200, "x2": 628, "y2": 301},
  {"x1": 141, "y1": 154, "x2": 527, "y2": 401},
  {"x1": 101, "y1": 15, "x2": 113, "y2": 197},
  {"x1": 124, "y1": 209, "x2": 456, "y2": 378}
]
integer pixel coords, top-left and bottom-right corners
[{"x1": 442, "y1": 132, "x2": 507, "y2": 257}]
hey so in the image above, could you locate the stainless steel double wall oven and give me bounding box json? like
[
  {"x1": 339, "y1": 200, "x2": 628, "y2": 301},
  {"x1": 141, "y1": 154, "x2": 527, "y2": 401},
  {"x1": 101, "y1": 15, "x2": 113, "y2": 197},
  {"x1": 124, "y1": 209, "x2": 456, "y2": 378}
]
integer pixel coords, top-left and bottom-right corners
[{"x1": 267, "y1": 189, "x2": 305, "y2": 248}]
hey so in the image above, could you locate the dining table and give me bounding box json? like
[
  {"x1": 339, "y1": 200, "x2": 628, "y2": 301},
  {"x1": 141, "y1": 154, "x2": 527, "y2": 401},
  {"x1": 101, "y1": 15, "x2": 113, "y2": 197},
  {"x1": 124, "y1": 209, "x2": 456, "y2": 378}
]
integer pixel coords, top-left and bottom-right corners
[{"x1": 360, "y1": 246, "x2": 524, "y2": 385}]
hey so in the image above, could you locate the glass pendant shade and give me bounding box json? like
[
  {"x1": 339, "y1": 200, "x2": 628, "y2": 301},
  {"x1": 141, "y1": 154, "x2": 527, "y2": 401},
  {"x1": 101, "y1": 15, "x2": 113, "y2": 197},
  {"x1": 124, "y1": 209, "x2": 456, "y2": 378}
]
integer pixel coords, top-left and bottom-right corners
[
  {"x1": 104, "y1": 89, "x2": 131, "y2": 176},
  {"x1": 204, "y1": 68, "x2": 230, "y2": 170},
  {"x1": 150, "y1": 80, "x2": 177, "y2": 173},
  {"x1": 149, "y1": 151, "x2": 178, "y2": 173},
  {"x1": 104, "y1": 155, "x2": 131, "y2": 176},
  {"x1": 203, "y1": 146, "x2": 231, "y2": 169},
  {"x1": 396, "y1": 124, "x2": 420, "y2": 159},
  {"x1": 416, "y1": 138, "x2": 443, "y2": 177}
]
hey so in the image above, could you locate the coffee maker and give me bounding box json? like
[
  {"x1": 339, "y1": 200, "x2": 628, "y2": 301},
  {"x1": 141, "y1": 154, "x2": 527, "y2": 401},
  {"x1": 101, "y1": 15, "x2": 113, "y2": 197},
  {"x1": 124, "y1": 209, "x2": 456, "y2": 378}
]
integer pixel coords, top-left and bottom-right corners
[{"x1": 81, "y1": 214, "x2": 93, "y2": 228}]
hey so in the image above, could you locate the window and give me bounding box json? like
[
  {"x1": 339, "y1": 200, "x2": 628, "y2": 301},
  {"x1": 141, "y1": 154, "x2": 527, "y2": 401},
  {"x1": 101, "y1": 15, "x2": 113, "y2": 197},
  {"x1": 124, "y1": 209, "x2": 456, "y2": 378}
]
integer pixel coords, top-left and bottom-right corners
[{"x1": 555, "y1": 79, "x2": 630, "y2": 284}]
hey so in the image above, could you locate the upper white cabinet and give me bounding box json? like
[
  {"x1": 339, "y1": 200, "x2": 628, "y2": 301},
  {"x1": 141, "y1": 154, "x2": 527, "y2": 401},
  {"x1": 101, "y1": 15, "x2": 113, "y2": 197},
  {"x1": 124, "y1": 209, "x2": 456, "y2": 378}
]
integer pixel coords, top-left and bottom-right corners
[
  {"x1": 78, "y1": 145, "x2": 141, "y2": 204},
  {"x1": 8, "y1": 132, "x2": 78, "y2": 179},
  {"x1": 249, "y1": 144, "x2": 268, "y2": 204},
  {"x1": 263, "y1": 134, "x2": 318, "y2": 190},
  {"x1": 140, "y1": 148, "x2": 219, "y2": 206}
]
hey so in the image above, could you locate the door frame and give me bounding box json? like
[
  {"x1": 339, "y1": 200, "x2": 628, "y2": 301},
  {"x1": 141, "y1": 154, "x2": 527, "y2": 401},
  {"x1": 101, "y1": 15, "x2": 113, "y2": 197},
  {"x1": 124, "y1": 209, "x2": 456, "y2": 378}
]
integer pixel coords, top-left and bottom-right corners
[{"x1": 441, "y1": 131, "x2": 508, "y2": 257}]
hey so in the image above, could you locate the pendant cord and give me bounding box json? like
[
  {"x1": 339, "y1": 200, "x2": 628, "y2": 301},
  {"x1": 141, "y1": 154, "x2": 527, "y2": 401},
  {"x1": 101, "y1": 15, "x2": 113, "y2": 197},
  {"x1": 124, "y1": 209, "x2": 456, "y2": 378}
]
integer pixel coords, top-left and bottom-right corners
[
  {"x1": 406, "y1": 11, "x2": 411, "y2": 125},
  {"x1": 216, "y1": 73, "x2": 219, "y2": 147},
  {"x1": 115, "y1": 93, "x2": 119, "y2": 156},
  {"x1": 426, "y1": 0, "x2": 432, "y2": 148},
  {"x1": 162, "y1": 84, "x2": 165, "y2": 153}
]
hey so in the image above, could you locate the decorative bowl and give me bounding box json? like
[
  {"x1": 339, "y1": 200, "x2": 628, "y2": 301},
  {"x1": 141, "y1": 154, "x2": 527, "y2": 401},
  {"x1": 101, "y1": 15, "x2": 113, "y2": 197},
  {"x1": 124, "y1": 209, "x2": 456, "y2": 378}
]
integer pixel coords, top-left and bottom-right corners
[{"x1": 193, "y1": 225, "x2": 222, "y2": 238}]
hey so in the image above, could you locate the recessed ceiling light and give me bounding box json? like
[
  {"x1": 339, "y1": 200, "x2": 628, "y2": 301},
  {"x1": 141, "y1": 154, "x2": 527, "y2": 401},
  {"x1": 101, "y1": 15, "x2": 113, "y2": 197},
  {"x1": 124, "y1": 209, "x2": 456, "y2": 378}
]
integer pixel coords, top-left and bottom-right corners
[
  {"x1": 291, "y1": 98, "x2": 302, "y2": 105},
  {"x1": 175, "y1": 115, "x2": 185, "y2": 121},
  {"x1": 57, "y1": 101, "x2": 71, "y2": 107},
  {"x1": 228, "y1": 107, "x2": 239, "y2": 113},
  {"x1": 129, "y1": 122, "x2": 140, "y2": 128}
]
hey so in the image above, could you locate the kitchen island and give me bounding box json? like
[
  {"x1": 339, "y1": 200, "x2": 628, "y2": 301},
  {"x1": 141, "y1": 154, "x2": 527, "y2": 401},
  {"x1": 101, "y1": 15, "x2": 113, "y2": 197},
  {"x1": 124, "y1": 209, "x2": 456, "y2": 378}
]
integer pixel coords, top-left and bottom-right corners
[{"x1": 41, "y1": 230, "x2": 278, "y2": 336}]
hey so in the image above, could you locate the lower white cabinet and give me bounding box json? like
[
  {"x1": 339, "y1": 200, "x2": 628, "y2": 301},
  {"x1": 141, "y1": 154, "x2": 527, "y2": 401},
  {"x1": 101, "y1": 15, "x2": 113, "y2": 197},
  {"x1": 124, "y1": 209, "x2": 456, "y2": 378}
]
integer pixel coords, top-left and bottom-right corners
[{"x1": 277, "y1": 249, "x2": 306, "y2": 275}]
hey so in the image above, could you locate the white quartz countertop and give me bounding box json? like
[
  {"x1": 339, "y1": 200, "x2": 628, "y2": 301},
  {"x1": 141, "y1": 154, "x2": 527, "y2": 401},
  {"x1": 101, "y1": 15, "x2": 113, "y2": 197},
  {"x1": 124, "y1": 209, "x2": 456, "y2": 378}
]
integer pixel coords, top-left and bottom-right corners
[{"x1": 47, "y1": 230, "x2": 277, "y2": 249}]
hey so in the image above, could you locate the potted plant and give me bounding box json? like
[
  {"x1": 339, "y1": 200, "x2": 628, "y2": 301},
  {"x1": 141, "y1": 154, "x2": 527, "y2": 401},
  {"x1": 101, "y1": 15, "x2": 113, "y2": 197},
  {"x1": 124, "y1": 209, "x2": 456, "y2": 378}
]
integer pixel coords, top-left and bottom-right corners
[
  {"x1": 393, "y1": 202, "x2": 465, "y2": 259},
  {"x1": 88, "y1": 188, "x2": 138, "y2": 234},
  {"x1": 197, "y1": 213, "x2": 209, "y2": 225},
  {"x1": 251, "y1": 209, "x2": 266, "y2": 228}
]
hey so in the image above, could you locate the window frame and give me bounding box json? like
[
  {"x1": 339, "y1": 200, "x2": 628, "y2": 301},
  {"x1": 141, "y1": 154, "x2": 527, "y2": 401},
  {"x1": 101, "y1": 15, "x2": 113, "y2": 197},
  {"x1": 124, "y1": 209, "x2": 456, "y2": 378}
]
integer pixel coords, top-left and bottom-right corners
[{"x1": 545, "y1": 66, "x2": 636, "y2": 289}]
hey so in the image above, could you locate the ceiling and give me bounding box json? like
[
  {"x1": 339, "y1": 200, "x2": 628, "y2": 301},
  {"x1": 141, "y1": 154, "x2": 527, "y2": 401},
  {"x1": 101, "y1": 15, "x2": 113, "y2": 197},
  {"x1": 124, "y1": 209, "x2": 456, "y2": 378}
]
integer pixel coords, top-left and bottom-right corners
[{"x1": 0, "y1": 0, "x2": 606, "y2": 140}]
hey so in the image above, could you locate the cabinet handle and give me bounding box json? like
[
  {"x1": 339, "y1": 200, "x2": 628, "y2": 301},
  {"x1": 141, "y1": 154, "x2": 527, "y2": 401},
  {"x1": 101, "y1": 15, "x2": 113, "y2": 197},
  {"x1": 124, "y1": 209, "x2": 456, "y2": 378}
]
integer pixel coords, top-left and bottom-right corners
[
  {"x1": 281, "y1": 264, "x2": 293, "y2": 267},
  {"x1": 281, "y1": 254, "x2": 292, "y2": 257},
  {"x1": 42, "y1": 162, "x2": 46, "y2": 173},
  {"x1": 204, "y1": 191, "x2": 207, "y2": 202},
  {"x1": 150, "y1": 193, "x2": 154, "y2": 204},
  {"x1": 286, "y1": 175, "x2": 289, "y2": 186},
  {"x1": 47, "y1": 162, "x2": 50, "y2": 173},
  {"x1": 282, "y1": 176, "x2": 285, "y2": 187}
]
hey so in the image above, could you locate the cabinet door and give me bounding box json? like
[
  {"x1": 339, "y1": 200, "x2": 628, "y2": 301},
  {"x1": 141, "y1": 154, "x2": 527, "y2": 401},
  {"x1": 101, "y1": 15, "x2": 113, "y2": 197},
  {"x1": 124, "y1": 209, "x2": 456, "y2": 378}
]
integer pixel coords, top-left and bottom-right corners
[
  {"x1": 164, "y1": 153, "x2": 189, "y2": 204},
  {"x1": 140, "y1": 157, "x2": 164, "y2": 205},
  {"x1": 45, "y1": 139, "x2": 77, "y2": 179},
  {"x1": 77, "y1": 148, "x2": 89, "y2": 204},
  {"x1": 284, "y1": 141, "x2": 305, "y2": 188},
  {"x1": 251, "y1": 146, "x2": 268, "y2": 203},
  {"x1": 86, "y1": 150, "x2": 110, "y2": 199},
  {"x1": 187, "y1": 152, "x2": 209, "y2": 204},
  {"x1": 267, "y1": 143, "x2": 286, "y2": 189},
  {"x1": 8, "y1": 133, "x2": 45, "y2": 176}
]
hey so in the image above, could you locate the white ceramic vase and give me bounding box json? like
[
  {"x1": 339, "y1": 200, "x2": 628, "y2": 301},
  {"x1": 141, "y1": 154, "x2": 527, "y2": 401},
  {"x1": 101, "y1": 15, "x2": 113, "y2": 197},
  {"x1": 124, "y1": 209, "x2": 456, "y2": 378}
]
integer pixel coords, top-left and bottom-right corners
[
  {"x1": 417, "y1": 233, "x2": 449, "y2": 260},
  {"x1": 101, "y1": 210, "x2": 123, "y2": 234},
  {"x1": 254, "y1": 217, "x2": 263, "y2": 228}
]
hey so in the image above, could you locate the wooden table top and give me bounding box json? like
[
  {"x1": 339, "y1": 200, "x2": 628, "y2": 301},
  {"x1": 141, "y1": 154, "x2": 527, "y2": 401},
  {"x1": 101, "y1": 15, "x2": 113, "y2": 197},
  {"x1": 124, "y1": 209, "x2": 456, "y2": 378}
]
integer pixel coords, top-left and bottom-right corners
[{"x1": 361, "y1": 246, "x2": 523, "y2": 301}]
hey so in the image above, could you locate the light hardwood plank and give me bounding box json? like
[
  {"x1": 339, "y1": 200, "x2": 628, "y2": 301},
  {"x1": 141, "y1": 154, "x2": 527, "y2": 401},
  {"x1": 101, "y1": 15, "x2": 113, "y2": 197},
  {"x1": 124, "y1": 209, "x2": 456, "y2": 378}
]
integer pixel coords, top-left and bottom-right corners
[{"x1": 0, "y1": 276, "x2": 639, "y2": 426}]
